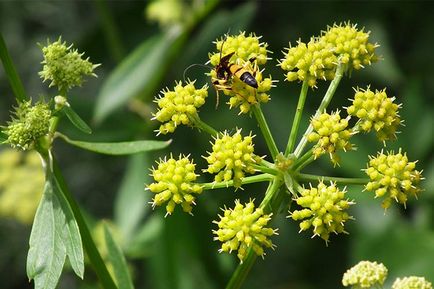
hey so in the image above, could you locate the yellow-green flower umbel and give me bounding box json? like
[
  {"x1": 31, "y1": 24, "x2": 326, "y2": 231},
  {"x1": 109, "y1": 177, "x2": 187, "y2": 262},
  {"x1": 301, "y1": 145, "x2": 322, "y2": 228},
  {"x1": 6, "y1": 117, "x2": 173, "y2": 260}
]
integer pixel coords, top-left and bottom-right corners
[
  {"x1": 3, "y1": 100, "x2": 51, "y2": 150},
  {"x1": 213, "y1": 199, "x2": 277, "y2": 262},
  {"x1": 39, "y1": 37, "x2": 98, "y2": 92},
  {"x1": 364, "y1": 149, "x2": 423, "y2": 209},
  {"x1": 147, "y1": 155, "x2": 203, "y2": 216},
  {"x1": 290, "y1": 181, "x2": 354, "y2": 242},
  {"x1": 152, "y1": 81, "x2": 208, "y2": 134},
  {"x1": 307, "y1": 111, "x2": 354, "y2": 165},
  {"x1": 392, "y1": 276, "x2": 433, "y2": 289},
  {"x1": 342, "y1": 261, "x2": 388, "y2": 288},
  {"x1": 321, "y1": 22, "x2": 379, "y2": 71},
  {"x1": 204, "y1": 129, "x2": 258, "y2": 188},
  {"x1": 347, "y1": 87, "x2": 401, "y2": 142}
]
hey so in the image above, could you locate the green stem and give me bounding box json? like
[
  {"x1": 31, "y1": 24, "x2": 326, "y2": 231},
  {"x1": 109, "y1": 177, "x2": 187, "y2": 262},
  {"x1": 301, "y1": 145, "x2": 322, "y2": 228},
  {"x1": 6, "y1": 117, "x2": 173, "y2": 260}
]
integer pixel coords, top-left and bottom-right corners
[
  {"x1": 52, "y1": 158, "x2": 118, "y2": 289},
  {"x1": 201, "y1": 173, "x2": 274, "y2": 190},
  {"x1": 292, "y1": 148, "x2": 313, "y2": 171},
  {"x1": 251, "y1": 104, "x2": 279, "y2": 159},
  {"x1": 294, "y1": 63, "x2": 345, "y2": 157},
  {"x1": 225, "y1": 178, "x2": 283, "y2": 289},
  {"x1": 296, "y1": 173, "x2": 369, "y2": 186},
  {"x1": 285, "y1": 79, "x2": 308, "y2": 155},
  {"x1": 189, "y1": 114, "x2": 219, "y2": 136},
  {"x1": 252, "y1": 164, "x2": 278, "y2": 175}
]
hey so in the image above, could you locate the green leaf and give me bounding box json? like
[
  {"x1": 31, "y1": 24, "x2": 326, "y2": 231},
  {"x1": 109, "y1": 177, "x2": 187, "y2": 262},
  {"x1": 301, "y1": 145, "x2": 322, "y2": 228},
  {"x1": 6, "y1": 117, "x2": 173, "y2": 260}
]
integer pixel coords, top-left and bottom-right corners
[
  {"x1": 94, "y1": 26, "x2": 187, "y2": 123},
  {"x1": 0, "y1": 33, "x2": 28, "y2": 102},
  {"x1": 0, "y1": 131, "x2": 7, "y2": 143},
  {"x1": 57, "y1": 133, "x2": 171, "y2": 155},
  {"x1": 114, "y1": 153, "x2": 149, "y2": 244},
  {"x1": 103, "y1": 223, "x2": 135, "y2": 289},
  {"x1": 27, "y1": 179, "x2": 67, "y2": 289},
  {"x1": 63, "y1": 105, "x2": 92, "y2": 134}
]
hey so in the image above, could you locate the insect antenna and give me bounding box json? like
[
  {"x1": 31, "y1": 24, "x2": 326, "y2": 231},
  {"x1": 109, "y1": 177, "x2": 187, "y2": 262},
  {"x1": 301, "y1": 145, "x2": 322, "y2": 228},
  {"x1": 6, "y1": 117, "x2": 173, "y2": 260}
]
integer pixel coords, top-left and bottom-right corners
[{"x1": 183, "y1": 63, "x2": 212, "y2": 83}]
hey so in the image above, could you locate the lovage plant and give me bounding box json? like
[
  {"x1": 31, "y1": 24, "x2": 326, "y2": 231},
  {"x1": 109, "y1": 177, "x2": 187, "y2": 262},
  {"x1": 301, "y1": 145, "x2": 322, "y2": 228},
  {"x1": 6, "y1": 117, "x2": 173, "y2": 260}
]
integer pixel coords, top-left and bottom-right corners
[{"x1": 148, "y1": 23, "x2": 425, "y2": 288}]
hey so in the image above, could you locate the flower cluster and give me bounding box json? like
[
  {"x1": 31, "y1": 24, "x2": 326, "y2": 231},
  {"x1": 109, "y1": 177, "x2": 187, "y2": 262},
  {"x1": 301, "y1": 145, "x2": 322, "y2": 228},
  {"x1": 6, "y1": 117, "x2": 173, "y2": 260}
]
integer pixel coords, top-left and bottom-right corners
[
  {"x1": 321, "y1": 22, "x2": 379, "y2": 70},
  {"x1": 213, "y1": 200, "x2": 277, "y2": 262},
  {"x1": 392, "y1": 277, "x2": 433, "y2": 289},
  {"x1": 0, "y1": 149, "x2": 44, "y2": 224},
  {"x1": 4, "y1": 100, "x2": 51, "y2": 150},
  {"x1": 347, "y1": 87, "x2": 401, "y2": 142},
  {"x1": 39, "y1": 37, "x2": 98, "y2": 92},
  {"x1": 364, "y1": 149, "x2": 423, "y2": 209},
  {"x1": 290, "y1": 181, "x2": 354, "y2": 242},
  {"x1": 209, "y1": 32, "x2": 274, "y2": 113},
  {"x1": 280, "y1": 22, "x2": 379, "y2": 87},
  {"x1": 307, "y1": 111, "x2": 354, "y2": 165},
  {"x1": 147, "y1": 155, "x2": 203, "y2": 215},
  {"x1": 205, "y1": 129, "x2": 257, "y2": 188},
  {"x1": 152, "y1": 81, "x2": 208, "y2": 134},
  {"x1": 342, "y1": 261, "x2": 388, "y2": 288}
]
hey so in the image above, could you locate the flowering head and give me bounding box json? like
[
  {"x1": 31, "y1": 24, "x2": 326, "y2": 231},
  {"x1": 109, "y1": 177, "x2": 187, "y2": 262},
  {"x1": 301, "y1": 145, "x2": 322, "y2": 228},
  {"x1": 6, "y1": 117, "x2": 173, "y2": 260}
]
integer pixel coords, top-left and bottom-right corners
[
  {"x1": 307, "y1": 111, "x2": 354, "y2": 165},
  {"x1": 3, "y1": 100, "x2": 52, "y2": 150},
  {"x1": 213, "y1": 199, "x2": 277, "y2": 262},
  {"x1": 147, "y1": 155, "x2": 203, "y2": 216},
  {"x1": 204, "y1": 129, "x2": 258, "y2": 188},
  {"x1": 39, "y1": 37, "x2": 98, "y2": 92},
  {"x1": 364, "y1": 149, "x2": 423, "y2": 209},
  {"x1": 342, "y1": 261, "x2": 388, "y2": 288},
  {"x1": 321, "y1": 22, "x2": 379, "y2": 71},
  {"x1": 152, "y1": 80, "x2": 208, "y2": 134},
  {"x1": 347, "y1": 87, "x2": 401, "y2": 142},
  {"x1": 280, "y1": 37, "x2": 337, "y2": 87},
  {"x1": 290, "y1": 181, "x2": 354, "y2": 242},
  {"x1": 392, "y1": 277, "x2": 433, "y2": 289}
]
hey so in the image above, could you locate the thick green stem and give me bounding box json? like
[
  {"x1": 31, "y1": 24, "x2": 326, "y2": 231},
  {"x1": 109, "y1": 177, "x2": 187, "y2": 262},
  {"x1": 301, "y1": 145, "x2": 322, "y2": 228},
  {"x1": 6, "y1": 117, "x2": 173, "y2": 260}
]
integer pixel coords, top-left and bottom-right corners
[
  {"x1": 285, "y1": 80, "x2": 308, "y2": 155},
  {"x1": 292, "y1": 148, "x2": 313, "y2": 171},
  {"x1": 294, "y1": 63, "x2": 345, "y2": 157},
  {"x1": 202, "y1": 173, "x2": 274, "y2": 190},
  {"x1": 225, "y1": 178, "x2": 283, "y2": 289},
  {"x1": 189, "y1": 114, "x2": 219, "y2": 136},
  {"x1": 251, "y1": 104, "x2": 279, "y2": 159},
  {"x1": 296, "y1": 173, "x2": 369, "y2": 186}
]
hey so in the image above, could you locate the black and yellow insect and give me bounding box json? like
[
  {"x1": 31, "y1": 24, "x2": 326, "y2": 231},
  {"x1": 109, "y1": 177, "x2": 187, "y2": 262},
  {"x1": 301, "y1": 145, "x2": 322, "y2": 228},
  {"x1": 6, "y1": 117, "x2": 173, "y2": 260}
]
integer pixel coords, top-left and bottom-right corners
[{"x1": 213, "y1": 51, "x2": 258, "y2": 89}]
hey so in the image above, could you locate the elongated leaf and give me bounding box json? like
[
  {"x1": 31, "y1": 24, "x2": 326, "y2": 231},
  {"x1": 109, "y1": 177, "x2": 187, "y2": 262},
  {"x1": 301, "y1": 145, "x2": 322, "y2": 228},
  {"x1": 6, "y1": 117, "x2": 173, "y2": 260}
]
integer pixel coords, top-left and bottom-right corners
[
  {"x1": 27, "y1": 178, "x2": 67, "y2": 289},
  {"x1": 103, "y1": 223, "x2": 134, "y2": 289},
  {"x1": 94, "y1": 26, "x2": 187, "y2": 123},
  {"x1": 0, "y1": 131, "x2": 6, "y2": 143},
  {"x1": 57, "y1": 133, "x2": 171, "y2": 155},
  {"x1": 63, "y1": 105, "x2": 92, "y2": 134},
  {"x1": 53, "y1": 176, "x2": 85, "y2": 278},
  {"x1": 114, "y1": 153, "x2": 149, "y2": 244},
  {"x1": 0, "y1": 33, "x2": 28, "y2": 102}
]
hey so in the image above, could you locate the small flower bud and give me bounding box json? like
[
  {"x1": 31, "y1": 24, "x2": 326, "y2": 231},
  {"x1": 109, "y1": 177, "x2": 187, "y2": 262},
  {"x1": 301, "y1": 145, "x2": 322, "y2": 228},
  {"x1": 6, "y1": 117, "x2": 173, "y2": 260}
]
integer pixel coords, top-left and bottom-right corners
[
  {"x1": 392, "y1": 276, "x2": 432, "y2": 289},
  {"x1": 342, "y1": 261, "x2": 388, "y2": 288},
  {"x1": 152, "y1": 80, "x2": 208, "y2": 134},
  {"x1": 364, "y1": 149, "x2": 423, "y2": 209},
  {"x1": 213, "y1": 199, "x2": 277, "y2": 262},
  {"x1": 204, "y1": 129, "x2": 257, "y2": 188},
  {"x1": 39, "y1": 37, "x2": 98, "y2": 92},
  {"x1": 147, "y1": 155, "x2": 202, "y2": 216},
  {"x1": 290, "y1": 181, "x2": 354, "y2": 242}
]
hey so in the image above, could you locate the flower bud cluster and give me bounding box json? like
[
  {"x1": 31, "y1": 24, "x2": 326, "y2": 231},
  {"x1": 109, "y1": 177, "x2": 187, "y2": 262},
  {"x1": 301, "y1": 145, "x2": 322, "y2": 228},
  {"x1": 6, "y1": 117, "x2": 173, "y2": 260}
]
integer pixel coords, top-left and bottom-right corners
[
  {"x1": 290, "y1": 181, "x2": 354, "y2": 242},
  {"x1": 4, "y1": 101, "x2": 51, "y2": 150},
  {"x1": 342, "y1": 261, "x2": 388, "y2": 288},
  {"x1": 280, "y1": 22, "x2": 378, "y2": 87},
  {"x1": 347, "y1": 87, "x2": 401, "y2": 142},
  {"x1": 39, "y1": 38, "x2": 97, "y2": 92},
  {"x1": 321, "y1": 22, "x2": 379, "y2": 71},
  {"x1": 148, "y1": 155, "x2": 202, "y2": 215},
  {"x1": 392, "y1": 277, "x2": 433, "y2": 289},
  {"x1": 364, "y1": 149, "x2": 423, "y2": 209},
  {"x1": 307, "y1": 111, "x2": 354, "y2": 165},
  {"x1": 209, "y1": 32, "x2": 268, "y2": 66},
  {"x1": 0, "y1": 149, "x2": 44, "y2": 224},
  {"x1": 152, "y1": 81, "x2": 208, "y2": 134},
  {"x1": 205, "y1": 129, "x2": 257, "y2": 188},
  {"x1": 213, "y1": 200, "x2": 277, "y2": 262}
]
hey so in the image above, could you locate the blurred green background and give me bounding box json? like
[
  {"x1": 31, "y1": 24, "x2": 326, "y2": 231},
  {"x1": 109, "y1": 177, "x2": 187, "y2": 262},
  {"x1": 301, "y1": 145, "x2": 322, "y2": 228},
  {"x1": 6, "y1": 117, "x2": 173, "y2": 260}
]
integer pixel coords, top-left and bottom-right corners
[{"x1": 0, "y1": 1, "x2": 433, "y2": 289}]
